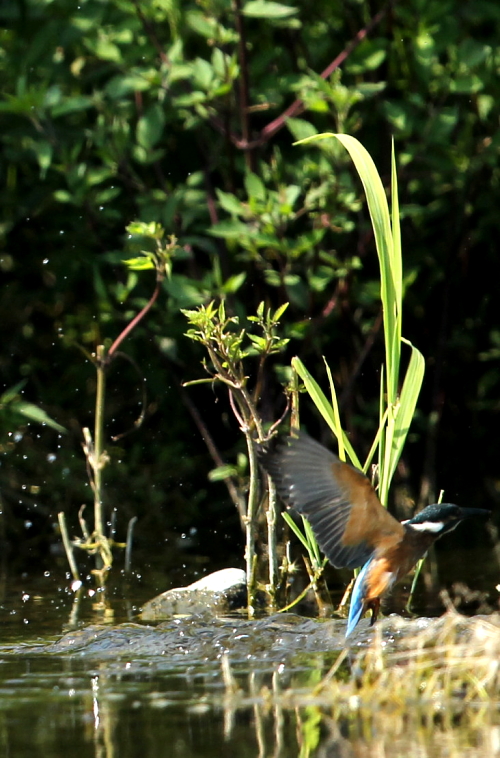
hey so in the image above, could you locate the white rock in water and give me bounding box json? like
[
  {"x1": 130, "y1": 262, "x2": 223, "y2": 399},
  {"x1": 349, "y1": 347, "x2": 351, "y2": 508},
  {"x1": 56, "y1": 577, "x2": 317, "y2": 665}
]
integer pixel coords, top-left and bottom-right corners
[
  {"x1": 140, "y1": 567, "x2": 248, "y2": 621},
  {"x1": 185, "y1": 568, "x2": 246, "y2": 593}
]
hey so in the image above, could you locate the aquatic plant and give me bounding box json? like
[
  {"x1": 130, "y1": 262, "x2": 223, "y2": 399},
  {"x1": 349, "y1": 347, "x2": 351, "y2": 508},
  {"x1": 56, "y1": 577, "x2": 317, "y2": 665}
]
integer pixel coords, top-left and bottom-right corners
[{"x1": 284, "y1": 134, "x2": 425, "y2": 618}]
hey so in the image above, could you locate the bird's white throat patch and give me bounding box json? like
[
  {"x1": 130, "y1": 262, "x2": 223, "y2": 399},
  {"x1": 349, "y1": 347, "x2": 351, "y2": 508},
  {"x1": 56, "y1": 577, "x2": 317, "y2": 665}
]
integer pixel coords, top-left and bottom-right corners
[{"x1": 405, "y1": 520, "x2": 444, "y2": 533}]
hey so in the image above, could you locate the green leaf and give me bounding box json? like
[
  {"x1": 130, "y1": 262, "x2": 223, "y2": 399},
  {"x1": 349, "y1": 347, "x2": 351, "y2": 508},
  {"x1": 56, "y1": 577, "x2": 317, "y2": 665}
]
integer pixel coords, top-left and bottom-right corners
[
  {"x1": 208, "y1": 464, "x2": 238, "y2": 481},
  {"x1": 173, "y1": 91, "x2": 206, "y2": 107},
  {"x1": 105, "y1": 73, "x2": 152, "y2": 98},
  {"x1": 186, "y1": 11, "x2": 214, "y2": 37},
  {"x1": 286, "y1": 117, "x2": 318, "y2": 141},
  {"x1": 192, "y1": 57, "x2": 214, "y2": 90},
  {"x1": 123, "y1": 256, "x2": 155, "y2": 271},
  {"x1": 242, "y1": 1, "x2": 298, "y2": 18},
  {"x1": 221, "y1": 272, "x2": 246, "y2": 294},
  {"x1": 216, "y1": 189, "x2": 244, "y2": 216},
  {"x1": 137, "y1": 103, "x2": 166, "y2": 149},
  {"x1": 12, "y1": 401, "x2": 67, "y2": 434},
  {"x1": 0, "y1": 380, "x2": 27, "y2": 404},
  {"x1": 33, "y1": 140, "x2": 53, "y2": 179},
  {"x1": 345, "y1": 40, "x2": 386, "y2": 75},
  {"x1": 209, "y1": 220, "x2": 250, "y2": 239},
  {"x1": 284, "y1": 184, "x2": 300, "y2": 208},
  {"x1": 457, "y1": 39, "x2": 490, "y2": 68},
  {"x1": 92, "y1": 37, "x2": 122, "y2": 63},
  {"x1": 51, "y1": 95, "x2": 93, "y2": 117},
  {"x1": 247, "y1": 334, "x2": 267, "y2": 350},
  {"x1": 244, "y1": 172, "x2": 266, "y2": 201},
  {"x1": 273, "y1": 302, "x2": 289, "y2": 322}
]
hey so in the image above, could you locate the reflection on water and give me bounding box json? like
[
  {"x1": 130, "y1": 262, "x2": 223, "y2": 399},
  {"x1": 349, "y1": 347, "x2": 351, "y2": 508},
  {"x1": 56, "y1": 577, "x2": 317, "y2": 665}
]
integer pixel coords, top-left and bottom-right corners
[
  {"x1": 0, "y1": 575, "x2": 499, "y2": 757},
  {"x1": 0, "y1": 650, "x2": 500, "y2": 758}
]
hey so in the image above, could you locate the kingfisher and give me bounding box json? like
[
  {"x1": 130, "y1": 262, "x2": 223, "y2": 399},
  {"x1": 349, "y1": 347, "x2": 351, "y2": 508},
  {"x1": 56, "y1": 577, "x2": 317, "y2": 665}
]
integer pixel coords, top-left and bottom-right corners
[{"x1": 258, "y1": 431, "x2": 490, "y2": 637}]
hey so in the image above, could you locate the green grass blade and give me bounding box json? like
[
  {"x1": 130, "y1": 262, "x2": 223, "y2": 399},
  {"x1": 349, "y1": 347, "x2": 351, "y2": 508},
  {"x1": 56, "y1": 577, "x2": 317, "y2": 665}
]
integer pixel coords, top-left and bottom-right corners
[
  {"x1": 282, "y1": 511, "x2": 311, "y2": 551},
  {"x1": 292, "y1": 356, "x2": 361, "y2": 469},
  {"x1": 323, "y1": 357, "x2": 345, "y2": 462},
  {"x1": 296, "y1": 133, "x2": 400, "y2": 403},
  {"x1": 391, "y1": 139, "x2": 402, "y2": 319},
  {"x1": 363, "y1": 405, "x2": 388, "y2": 477},
  {"x1": 283, "y1": 511, "x2": 323, "y2": 569},
  {"x1": 386, "y1": 339, "x2": 425, "y2": 486},
  {"x1": 294, "y1": 135, "x2": 424, "y2": 511},
  {"x1": 303, "y1": 517, "x2": 322, "y2": 566},
  {"x1": 406, "y1": 556, "x2": 425, "y2": 613}
]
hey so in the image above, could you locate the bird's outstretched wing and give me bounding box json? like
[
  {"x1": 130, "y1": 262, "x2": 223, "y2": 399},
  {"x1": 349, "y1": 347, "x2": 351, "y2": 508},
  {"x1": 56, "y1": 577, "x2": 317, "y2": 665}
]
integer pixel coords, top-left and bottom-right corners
[{"x1": 258, "y1": 431, "x2": 404, "y2": 569}]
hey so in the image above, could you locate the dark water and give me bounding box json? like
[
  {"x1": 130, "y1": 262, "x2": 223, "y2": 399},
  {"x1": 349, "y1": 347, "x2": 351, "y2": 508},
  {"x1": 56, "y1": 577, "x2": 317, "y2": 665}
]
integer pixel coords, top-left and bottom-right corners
[{"x1": 0, "y1": 567, "x2": 499, "y2": 758}]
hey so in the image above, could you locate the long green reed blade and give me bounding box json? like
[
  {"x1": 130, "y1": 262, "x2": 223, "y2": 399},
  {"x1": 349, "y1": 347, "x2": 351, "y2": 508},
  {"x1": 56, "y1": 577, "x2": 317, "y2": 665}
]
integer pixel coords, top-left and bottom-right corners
[
  {"x1": 323, "y1": 357, "x2": 345, "y2": 462},
  {"x1": 303, "y1": 517, "x2": 322, "y2": 566},
  {"x1": 364, "y1": 405, "x2": 388, "y2": 478},
  {"x1": 385, "y1": 339, "x2": 425, "y2": 486},
  {"x1": 282, "y1": 510, "x2": 311, "y2": 551},
  {"x1": 295, "y1": 133, "x2": 400, "y2": 403},
  {"x1": 406, "y1": 556, "x2": 425, "y2": 613},
  {"x1": 282, "y1": 511, "x2": 322, "y2": 568},
  {"x1": 292, "y1": 356, "x2": 361, "y2": 469},
  {"x1": 294, "y1": 134, "x2": 424, "y2": 511},
  {"x1": 391, "y1": 139, "x2": 402, "y2": 315}
]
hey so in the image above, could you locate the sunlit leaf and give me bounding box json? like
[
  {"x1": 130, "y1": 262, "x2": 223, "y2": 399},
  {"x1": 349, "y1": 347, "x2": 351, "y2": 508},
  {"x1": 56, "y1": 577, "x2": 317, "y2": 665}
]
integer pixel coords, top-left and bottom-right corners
[
  {"x1": 242, "y1": 0, "x2": 298, "y2": 18},
  {"x1": 11, "y1": 401, "x2": 67, "y2": 434}
]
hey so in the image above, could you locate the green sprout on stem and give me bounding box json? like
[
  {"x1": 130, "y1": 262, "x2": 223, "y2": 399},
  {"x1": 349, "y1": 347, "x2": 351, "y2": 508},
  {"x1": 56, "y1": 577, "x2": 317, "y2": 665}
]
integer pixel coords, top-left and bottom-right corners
[
  {"x1": 183, "y1": 299, "x2": 290, "y2": 612},
  {"x1": 59, "y1": 222, "x2": 182, "y2": 589}
]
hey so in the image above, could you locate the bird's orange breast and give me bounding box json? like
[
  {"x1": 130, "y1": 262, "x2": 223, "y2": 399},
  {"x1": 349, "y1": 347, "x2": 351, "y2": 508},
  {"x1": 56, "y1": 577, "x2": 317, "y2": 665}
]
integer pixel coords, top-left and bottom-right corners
[{"x1": 363, "y1": 528, "x2": 437, "y2": 602}]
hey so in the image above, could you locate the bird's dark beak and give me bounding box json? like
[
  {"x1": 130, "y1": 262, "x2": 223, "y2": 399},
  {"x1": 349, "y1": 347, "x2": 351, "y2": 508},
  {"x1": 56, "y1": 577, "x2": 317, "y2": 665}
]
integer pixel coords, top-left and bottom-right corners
[{"x1": 458, "y1": 507, "x2": 491, "y2": 520}]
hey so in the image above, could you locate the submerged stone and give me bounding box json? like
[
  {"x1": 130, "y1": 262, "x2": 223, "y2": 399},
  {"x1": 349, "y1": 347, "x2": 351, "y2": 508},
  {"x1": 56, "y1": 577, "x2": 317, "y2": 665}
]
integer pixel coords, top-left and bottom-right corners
[{"x1": 141, "y1": 568, "x2": 247, "y2": 621}]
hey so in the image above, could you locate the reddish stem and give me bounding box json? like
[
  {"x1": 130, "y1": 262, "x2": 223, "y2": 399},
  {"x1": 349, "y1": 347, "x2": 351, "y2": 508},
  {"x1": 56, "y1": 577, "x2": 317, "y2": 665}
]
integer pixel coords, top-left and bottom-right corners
[
  {"x1": 107, "y1": 280, "x2": 161, "y2": 360},
  {"x1": 219, "y1": 6, "x2": 387, "y2": 150}
]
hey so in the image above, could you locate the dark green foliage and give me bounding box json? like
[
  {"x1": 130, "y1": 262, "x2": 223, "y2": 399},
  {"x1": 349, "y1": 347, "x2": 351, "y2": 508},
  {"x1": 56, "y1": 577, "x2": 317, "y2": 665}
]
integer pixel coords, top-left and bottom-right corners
[{"x1": 0, "y1": 0, "x2": 498, "y2": 577}]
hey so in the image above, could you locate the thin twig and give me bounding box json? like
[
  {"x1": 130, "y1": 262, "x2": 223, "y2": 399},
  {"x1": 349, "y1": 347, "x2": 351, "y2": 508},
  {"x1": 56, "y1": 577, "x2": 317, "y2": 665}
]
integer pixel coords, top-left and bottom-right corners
[
  {"x1": 58, "y1": 512, "x2": 81, "y2": 583},
  {"x1": 125, "y1": 516, "x2": 138, "y2": 574},
  {"x1": 268, "y1": 396, "x2": 291, "y2": 437},
  {"x1": 107, "y1": 279, "x2": 162, "y2": 359},
  {"x1": 229, "y1": 388, "x2": 247, "y2": 430},
  {"x1": 78, "y1": 504, "x2": 91, "y2": 541}
]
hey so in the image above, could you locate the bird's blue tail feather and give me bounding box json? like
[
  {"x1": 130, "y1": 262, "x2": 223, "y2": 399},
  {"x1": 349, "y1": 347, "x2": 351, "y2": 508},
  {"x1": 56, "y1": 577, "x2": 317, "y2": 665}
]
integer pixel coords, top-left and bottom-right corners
[{"x1": 346, "y1": 558, "x2": 373, "y2": 637}]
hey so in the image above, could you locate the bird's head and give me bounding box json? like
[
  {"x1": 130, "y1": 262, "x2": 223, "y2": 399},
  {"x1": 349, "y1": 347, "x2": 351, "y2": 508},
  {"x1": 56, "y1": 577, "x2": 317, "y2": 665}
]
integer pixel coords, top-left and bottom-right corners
[{"x1": 404, "y1": 503, "x2": 491, "y2": 539}]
